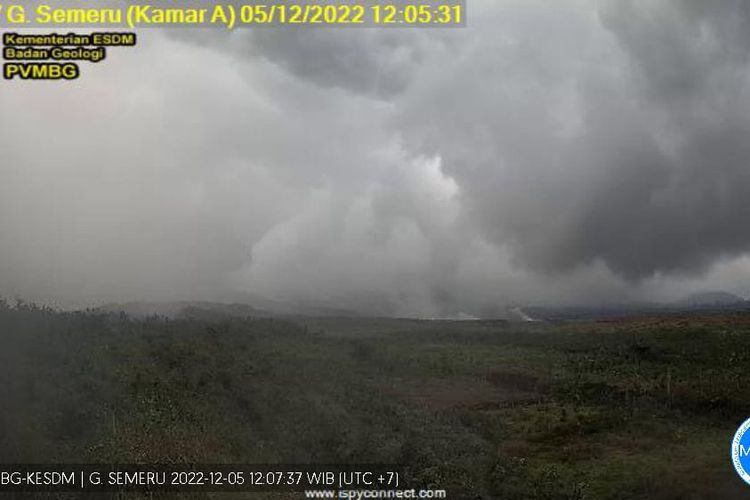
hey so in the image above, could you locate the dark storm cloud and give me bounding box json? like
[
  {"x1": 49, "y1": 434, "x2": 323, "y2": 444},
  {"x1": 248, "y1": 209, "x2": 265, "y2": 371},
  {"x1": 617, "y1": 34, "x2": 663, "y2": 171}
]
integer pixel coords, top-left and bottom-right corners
[
  {"x1": 599, "y1": 0, "x2": 750, "y2": 106},
  {"x1": 558, "y1": 0, "x2": 750, "y2": 278},
  {"x1": 391, "y1": 0, "x2": 750, "y2": 281}
]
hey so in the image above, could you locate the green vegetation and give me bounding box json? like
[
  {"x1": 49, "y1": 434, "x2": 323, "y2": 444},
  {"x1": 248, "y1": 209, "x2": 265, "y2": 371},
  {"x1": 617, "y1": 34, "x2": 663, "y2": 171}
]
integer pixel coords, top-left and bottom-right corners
[{"x1": 1, "y1": 301, "x2": 748, "y2": 498}]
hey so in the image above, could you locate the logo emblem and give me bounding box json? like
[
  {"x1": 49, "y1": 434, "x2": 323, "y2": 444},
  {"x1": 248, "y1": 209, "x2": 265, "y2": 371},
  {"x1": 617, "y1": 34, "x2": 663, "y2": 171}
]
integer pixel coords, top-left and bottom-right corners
[{"x1": 732, "y1": 418, "x2": 750, "y2": 485}]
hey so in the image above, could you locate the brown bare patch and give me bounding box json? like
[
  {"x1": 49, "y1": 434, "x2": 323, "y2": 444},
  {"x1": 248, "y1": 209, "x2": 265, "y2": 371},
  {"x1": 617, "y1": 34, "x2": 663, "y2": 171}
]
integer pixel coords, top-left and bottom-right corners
[
  {"x1": 485, "y1": 370, "x2": 550, "y2": 394},
  {"x1": 384, "y1": 376, "x2": 547, "y2": 411}
]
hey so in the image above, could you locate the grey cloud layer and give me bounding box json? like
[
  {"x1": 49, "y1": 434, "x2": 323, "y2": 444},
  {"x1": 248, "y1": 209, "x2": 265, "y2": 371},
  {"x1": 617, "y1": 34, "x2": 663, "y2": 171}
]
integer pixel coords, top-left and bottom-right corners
[{"x1": 2, "y1": 0, "x2": 750, "y2": 315}]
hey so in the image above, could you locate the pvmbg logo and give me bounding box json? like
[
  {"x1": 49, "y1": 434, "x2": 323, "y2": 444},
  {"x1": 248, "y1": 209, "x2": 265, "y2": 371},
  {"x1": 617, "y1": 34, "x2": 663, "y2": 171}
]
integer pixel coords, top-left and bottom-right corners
[{"x1": 732, "y1": 418, "x2": 750, "y2": 485}]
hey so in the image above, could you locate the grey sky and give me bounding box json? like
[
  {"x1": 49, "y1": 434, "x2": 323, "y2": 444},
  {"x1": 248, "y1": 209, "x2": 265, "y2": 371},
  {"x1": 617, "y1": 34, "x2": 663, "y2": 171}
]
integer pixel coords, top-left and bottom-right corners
[{"x1": 2, "y1": 0, "x2": 749, "y2": 316}]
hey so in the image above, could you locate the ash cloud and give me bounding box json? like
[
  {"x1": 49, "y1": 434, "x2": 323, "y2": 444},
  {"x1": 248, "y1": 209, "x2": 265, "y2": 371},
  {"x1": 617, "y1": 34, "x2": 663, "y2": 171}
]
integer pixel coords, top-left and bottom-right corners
[
  {"x1": 2, "y1": 0, "x2": 750, "y2": 316},
  {"x1": 394, "y1": 0, "x2": 750, "y2": 281}
]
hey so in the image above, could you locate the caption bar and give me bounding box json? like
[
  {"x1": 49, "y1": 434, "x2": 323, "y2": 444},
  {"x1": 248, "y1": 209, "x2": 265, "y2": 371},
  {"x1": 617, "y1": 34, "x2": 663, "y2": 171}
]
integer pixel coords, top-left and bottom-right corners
[{"x1": 0, "y1": 465, "x2": 403, "y2": 492}]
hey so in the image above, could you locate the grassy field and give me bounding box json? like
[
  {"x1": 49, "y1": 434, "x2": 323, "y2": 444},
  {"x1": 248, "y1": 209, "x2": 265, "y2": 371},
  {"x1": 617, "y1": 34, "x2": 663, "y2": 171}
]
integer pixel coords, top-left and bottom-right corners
[{"x1": 1, "y1": 300, "x2": 749, "y2": 498}]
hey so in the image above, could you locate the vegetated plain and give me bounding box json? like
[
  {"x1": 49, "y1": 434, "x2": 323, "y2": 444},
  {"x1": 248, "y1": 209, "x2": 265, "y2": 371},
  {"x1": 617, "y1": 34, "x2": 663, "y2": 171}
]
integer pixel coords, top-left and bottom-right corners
[{"x1": 1, "y1": 300, "x2": 748, "y2": 499}]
